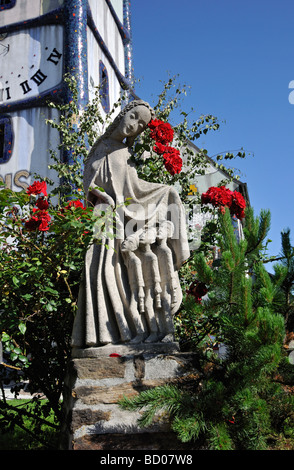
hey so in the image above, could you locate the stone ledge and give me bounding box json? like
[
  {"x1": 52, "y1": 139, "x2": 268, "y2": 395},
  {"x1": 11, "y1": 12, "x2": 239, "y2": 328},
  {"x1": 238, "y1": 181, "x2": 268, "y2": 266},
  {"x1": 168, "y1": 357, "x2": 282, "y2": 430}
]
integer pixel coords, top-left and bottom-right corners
[
  {"x1": 72, "y1": 342, "x2": 180, "y2": 358},
  {"x1": 73, "y1": 356, "x2": 126, "y2": 380}
]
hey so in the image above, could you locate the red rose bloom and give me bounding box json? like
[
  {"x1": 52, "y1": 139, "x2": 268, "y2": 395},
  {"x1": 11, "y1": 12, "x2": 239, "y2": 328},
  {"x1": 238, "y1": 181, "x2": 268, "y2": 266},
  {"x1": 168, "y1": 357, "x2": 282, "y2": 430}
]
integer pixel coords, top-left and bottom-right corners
[
  {"x1": 35, "y1": 197, "x2": 49, "y2": 210},
  {"x1": 163, "y1": 147, "x2": 183, "y2": 175},
  {"x1": 230, "y1": 191, "x2": 246, "y2": 219},
  {"x1": 153, "y1": 142, "x2": 166, "y2": 155},
  {"x1": 64, "y1": 200, "x2": 86, "y2": 210},
  {"x1": 148, "y1": 119, "x2": 174, "y2": 145},
  {"x1": 25, "y1": 208, "x2": 51, "y2": 232},
  {"x1": 201, "y1": 186, "x2": 246, "y2": 220},
  {"x1": 36, "y1": 209, "x2": 51, "y2": 231},
  {"x1": 26, "y1": 181, "x2": 48, "y2": 197},
  {"x1": 201, "y1": 186, "x2": 233, "y2": 208},
  {"x1": 24, "y1": 216, "x2": 40, "y2": 232}
]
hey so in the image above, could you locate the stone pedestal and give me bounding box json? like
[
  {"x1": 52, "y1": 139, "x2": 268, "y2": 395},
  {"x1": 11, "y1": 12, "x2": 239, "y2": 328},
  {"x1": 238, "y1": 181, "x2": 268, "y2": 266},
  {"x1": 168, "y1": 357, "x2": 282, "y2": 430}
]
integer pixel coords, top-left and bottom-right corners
[{"x1": 60, "y1": 343, "x2": 198, "y2": 450}]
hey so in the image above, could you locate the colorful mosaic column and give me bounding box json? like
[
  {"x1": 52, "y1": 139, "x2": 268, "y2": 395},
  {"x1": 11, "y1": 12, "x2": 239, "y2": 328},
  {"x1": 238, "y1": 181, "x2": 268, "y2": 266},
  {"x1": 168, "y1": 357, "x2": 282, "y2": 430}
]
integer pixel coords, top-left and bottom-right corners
[{"x1": 63, "y1": 0, "x2": 89, "y2": 164}]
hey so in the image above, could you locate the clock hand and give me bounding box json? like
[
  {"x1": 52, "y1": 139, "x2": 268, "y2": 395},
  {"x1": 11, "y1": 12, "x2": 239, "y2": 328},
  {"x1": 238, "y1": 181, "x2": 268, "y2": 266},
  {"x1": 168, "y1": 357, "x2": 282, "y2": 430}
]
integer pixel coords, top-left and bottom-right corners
[{"x1": 0, "y1": 43, "x2": 9, "y2": 55}]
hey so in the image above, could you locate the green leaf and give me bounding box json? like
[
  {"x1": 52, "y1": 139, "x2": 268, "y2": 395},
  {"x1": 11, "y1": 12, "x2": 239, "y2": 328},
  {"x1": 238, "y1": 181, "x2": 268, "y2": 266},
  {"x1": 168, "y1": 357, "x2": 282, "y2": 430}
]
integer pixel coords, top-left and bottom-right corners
[
  {"x1": 1, "y1": 332, "x2": 10, "y2": 342},
  {"x1": 18, "y1": 322, "x2": 27, "y2": 335}
]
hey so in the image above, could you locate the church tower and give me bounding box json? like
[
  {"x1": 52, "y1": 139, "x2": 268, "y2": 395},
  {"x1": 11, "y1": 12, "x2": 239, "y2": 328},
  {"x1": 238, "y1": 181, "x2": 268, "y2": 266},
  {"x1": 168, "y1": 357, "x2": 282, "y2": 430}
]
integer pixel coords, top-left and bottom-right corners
[{"x1": 0, "y1": 0, "x2": 132, "y2": 191}]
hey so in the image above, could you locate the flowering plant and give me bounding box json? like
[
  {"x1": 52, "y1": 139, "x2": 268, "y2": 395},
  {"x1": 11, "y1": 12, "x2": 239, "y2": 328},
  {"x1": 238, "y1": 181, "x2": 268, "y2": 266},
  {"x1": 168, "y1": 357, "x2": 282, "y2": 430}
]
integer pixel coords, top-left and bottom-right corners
[
  {"x1": 25, "y1": 181, "x2": 51, "y2": 232},
  {"x1": 147, "y1": 118, "x2": 183, "y2": 175},
  {"x1": 201, "y1": 186, "x2": 246, "y2": 220},
  {"x1": 24, "y1": 181, "x2": 90, "y2": 233}
]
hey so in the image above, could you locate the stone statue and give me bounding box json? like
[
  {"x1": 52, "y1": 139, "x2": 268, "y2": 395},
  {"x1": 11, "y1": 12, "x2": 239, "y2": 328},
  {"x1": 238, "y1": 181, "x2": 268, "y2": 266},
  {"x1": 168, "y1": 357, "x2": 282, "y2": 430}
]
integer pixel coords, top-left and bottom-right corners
[
  {"x1": 137, "y1": 227, "x2": 162, "y2": 343},
  {"x1": 154, "y1": 220, "x2": 180, "y2": 342},
  {"x1": 121, "y1": 233, "x2": 146, "y2": 344},
  {"x1": 71, "y1": 99, "x2": 190, "y2": 348}
]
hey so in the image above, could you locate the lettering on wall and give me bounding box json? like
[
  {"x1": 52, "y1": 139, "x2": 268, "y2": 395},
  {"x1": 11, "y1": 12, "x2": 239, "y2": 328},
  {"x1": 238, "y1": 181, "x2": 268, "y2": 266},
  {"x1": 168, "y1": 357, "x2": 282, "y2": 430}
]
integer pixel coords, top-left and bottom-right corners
[{"x1": 0, "y1": 170, "x2": 30, "y2": 190}]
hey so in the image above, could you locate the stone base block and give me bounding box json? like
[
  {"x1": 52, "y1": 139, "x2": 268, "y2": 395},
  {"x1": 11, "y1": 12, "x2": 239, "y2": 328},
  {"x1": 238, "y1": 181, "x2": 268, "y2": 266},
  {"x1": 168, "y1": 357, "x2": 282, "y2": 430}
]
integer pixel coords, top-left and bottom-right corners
[{"x1": 60, "y1": 343, "x2": 199, "y2": 450}]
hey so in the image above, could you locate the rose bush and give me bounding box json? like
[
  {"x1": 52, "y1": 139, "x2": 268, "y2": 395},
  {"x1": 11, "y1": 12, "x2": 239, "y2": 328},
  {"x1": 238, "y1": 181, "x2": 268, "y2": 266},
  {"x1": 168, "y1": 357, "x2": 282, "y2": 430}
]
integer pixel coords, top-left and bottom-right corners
[
  {"x1": 201, "y1": 185, "x2": 246, "y2": 220},
  {"x1": 147, "y1": 118, "x2": 183, "y2": 176}
]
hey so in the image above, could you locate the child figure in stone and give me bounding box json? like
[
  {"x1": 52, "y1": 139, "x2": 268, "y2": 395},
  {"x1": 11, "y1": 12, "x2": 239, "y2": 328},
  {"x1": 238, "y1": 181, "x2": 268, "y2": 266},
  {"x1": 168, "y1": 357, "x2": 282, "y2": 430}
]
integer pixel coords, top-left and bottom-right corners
[
  {"x1": 137, "y1": 227, "x2": 162, "y2": 343},
  {"x1": 121, "y1": 233, "x2": 146, "y2": 344},
  {"x1": 155, "y1": 220, "x2": 178, "y2": 342}
]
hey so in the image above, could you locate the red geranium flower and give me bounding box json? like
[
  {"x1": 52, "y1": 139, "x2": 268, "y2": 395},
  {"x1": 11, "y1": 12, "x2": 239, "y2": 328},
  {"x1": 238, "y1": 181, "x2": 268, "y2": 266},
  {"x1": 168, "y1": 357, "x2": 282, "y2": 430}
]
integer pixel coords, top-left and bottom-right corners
[
  {"x1": 148, "y1": 119, "x2": 174, "y2": 145},
  {"x1": 26, "y1": 181, "x2": 48, "y2": 197}
]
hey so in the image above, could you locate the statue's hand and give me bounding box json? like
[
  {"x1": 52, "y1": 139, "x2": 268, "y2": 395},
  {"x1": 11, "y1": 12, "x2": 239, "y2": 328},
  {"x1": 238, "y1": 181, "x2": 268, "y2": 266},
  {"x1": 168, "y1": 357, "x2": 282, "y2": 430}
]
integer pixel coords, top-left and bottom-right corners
[{"x1": 90, "y1": 188, "x2": 115, "y2": 208}]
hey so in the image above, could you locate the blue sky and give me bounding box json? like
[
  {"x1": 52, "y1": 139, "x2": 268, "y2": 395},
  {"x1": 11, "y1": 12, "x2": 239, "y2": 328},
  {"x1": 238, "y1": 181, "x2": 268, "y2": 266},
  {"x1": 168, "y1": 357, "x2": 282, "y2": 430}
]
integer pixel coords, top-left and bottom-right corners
[{"x1": 130, "y1": 0, "x2": 294, "y2": 263}]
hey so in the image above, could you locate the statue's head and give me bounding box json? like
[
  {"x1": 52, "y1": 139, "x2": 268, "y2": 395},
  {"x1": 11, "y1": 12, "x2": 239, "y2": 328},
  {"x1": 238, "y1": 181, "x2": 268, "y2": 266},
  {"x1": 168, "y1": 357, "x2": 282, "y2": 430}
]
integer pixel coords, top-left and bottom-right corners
[
  {"x1": 121, "y1": 233, "x2": 140, "y2": 252},
  {"x1": 115, "y1": 105, "x2": 151, "y2": 141},
  {"x1": 139, "y1": 226, "x2": 157, "y2": 245},
  {"x1": 157, "y1": 220, "x2": 174, "y2": 240},
  {"x1": 105, "y1": 99, "x2": 155, "y2": 145}
]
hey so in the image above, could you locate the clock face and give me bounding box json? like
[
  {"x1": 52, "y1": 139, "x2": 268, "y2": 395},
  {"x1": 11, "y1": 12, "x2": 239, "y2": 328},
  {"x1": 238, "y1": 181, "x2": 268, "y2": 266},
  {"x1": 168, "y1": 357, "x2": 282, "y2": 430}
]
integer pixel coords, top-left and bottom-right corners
[{"x1": 0, "y1": 25, "x2": 63, "y2": 105}]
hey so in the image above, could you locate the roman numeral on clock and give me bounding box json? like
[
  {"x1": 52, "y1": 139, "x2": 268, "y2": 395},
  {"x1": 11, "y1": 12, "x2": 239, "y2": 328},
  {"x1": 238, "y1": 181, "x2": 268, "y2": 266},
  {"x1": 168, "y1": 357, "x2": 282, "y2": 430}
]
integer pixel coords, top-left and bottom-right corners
[
  {"x1": 0, "y1": 87, "x2": 11, "y2": 101},
  {"x1": 47, "y1": 47, "x2": 62, "y2": 65},
  {"x1": 20, "y1": 80, "x2": 32, "y2": 95},
  {"x1": 20, "y1": 69, "x2": 48, "y2": 94},
  {"x1": 30, "y1": 69, "x2": 47, "y2": 86}
]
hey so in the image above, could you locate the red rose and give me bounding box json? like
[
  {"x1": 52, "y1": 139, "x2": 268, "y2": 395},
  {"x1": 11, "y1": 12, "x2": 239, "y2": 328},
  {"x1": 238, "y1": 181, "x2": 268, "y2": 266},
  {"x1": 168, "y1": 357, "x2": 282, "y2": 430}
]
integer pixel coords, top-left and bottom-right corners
[
  {"x1": 201, "y1": 186, "x2": 233, "y2": 208},
  {"x1": 36, "y1": 210, "x2": 51, "y2": 231},
  {"x1": 35, "y1": 197, "x2": 49, "y2": 210},
  {"x1": 230, "y1": 191, "x2": 246, "y2": 219},
  {"x1": 24, "y1": 216, "x2": 40, "y2": 232},
  {"x1": 163, "y1": 147, "x2": 183, "y2": 175},
  {"x1": 24, "y1": 208, "x2": 51, "y2": 232},
  {"x1": 148, "y1": 119, "x2": 174, "y2": 145},
  {"x1": 201, "y1": 186, "x2": 246, "y2": 220},
  {"x1": 26, "y1": 181, "x2": 48, "y2": 197},
  {"x1": 153, "y1": 142, "x2": 166, "y2": 155},
  {"x1": 64, "y1": 200, "x2": 86, "y2": 210}
]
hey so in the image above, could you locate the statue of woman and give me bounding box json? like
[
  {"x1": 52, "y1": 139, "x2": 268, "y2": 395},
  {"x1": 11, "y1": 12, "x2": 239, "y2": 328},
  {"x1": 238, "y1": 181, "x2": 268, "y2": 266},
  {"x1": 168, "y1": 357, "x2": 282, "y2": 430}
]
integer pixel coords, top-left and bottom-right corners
[{"x1": 71, "y1": 99, "x2": 190, "y2": 348}]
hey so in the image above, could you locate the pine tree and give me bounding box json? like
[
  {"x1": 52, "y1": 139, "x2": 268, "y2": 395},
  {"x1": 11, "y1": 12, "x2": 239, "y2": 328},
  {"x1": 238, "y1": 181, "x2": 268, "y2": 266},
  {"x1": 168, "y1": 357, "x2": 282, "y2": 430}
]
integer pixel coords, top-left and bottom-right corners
[
  {"x1": 120, "y1": 207, "x2": 294, "y2": 450},
  {"x1": 271, "y1": 229, "x2": 294, "y2": 332}
]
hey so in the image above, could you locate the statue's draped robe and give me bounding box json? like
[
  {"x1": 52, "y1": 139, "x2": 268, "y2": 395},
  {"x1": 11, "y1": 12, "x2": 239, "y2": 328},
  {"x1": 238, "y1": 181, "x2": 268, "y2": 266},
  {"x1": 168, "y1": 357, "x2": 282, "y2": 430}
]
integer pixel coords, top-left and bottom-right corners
[{"x1": 72, "y1": 139, "x2": 190, "y2": 347}]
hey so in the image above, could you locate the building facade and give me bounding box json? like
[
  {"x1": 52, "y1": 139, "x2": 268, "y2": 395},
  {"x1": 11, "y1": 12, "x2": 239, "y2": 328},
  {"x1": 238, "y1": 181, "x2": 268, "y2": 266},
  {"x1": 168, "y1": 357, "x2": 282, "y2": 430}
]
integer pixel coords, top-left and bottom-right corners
[{"x1": 0, "y1": 0, "x2": 132, "y2": 191}]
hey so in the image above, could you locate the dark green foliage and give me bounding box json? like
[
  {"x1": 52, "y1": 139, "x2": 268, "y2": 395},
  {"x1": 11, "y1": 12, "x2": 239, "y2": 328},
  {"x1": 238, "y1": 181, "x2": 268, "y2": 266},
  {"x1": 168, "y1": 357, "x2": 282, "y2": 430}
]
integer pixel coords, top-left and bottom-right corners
[{"x1": 121, "y1": 208, "x2": 294, "y2": 450}]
